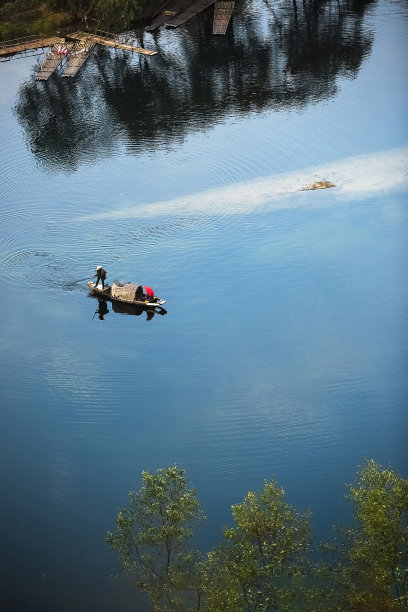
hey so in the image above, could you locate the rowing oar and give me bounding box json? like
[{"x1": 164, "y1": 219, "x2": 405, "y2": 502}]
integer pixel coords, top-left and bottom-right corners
[{"x1": 67, "y1": 276, "x2": 94, "y2": 287}]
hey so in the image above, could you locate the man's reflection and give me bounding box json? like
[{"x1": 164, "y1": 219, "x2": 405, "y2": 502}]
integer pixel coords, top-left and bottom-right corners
[{"x1": 94, "y1": 299, "x2": 109, "y2": 320}]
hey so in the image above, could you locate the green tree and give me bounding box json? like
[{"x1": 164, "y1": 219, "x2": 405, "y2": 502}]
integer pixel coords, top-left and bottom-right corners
[
  {"x1": 201, "y1": 479, "x2": 313, "y2": 611},
  {"x1": 326, "y1": 459, "x2": 408, "y2": 611},
  {"x1": 48, "y1": 0, "x2": 91, "y2": 19},
  {"x1": 107, "y1": 465, "x2": 205, "y2": 612},
  {"x1": 48, "y1": 0, "x2": 150, "y2": 28},
  {"x1": 95, "y1": 0, "x2": 145, "y2": 30},
  {"x1": 108, "y1": 461, "x2": 407, "y2": 611}
]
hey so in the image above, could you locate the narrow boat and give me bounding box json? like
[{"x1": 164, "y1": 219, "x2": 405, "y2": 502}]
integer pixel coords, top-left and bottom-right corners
[{"x1": 87, "y1": 281, "x2": 166, "y2": 307}]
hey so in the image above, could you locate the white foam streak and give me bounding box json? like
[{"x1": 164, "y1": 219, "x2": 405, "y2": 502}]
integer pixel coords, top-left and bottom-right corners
[{"x1": 77, "y1": 147, "x2": 408, "y2": 221}]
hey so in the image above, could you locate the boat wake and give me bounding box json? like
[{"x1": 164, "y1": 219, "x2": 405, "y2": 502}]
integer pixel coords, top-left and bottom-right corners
[{"x1": 75, "y1": 147, "x2": 408, "y2": 222}]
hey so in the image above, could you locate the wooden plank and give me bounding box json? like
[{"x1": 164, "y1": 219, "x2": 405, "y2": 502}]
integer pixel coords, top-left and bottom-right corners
[
  {"x1": 62, "y1": 40, "x2": 95, "y2": 77},
  {"x1": 35, "y1": 43, "x2": 73, "y2": 81},
  {"x1": 166, "y1": 0, "x2": 216, "y2": 28},
  {"x1": 213, "y1": 0, "x2": 234, "y2": 34},
  {"x1": 89, "y1": 35, "x2": 157, "y2": 55},
  {"x1": 146, "y1": 10, "x2": 179, "y2": 31},
  {"x1": 70, "y1": 31, "x2": 157, "y2": 56},
  {"x1": 0, "y1": 37, "x2": 63, "y2": 57}
]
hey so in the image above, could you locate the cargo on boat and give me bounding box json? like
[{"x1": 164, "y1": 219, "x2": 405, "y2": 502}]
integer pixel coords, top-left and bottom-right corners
[{"x1": 87, "y1": 281, "x2": 166, "y2": 307}]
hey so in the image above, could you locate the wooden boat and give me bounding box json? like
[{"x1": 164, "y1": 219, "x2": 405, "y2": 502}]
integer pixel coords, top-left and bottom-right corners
[{"x1": 87, "y1": 281, "x2": 166, "y2": 307}]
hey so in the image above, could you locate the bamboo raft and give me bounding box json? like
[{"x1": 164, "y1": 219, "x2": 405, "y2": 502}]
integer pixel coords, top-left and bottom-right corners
[
  {"x1": 145, "y1": 0, "x2": 192, "y2": 32},
  {"x1": 166, "y1": 0, "x2": 216, "y2": 28},
  {"x1": 145, "y1": 10, "x2": 179, "y2": 32},
  {"x1": 35, "y1": 43, "x2": 73, "y2": 81},
  {"x1": 146, "y1": 0, "x2": 233, "y2": 34},
  {"x1": 62, "y1": 39, "x2": 95, "y2": 77},
  {"x1": 213, "y1": 1, "x2": 235, "y2": 34}
]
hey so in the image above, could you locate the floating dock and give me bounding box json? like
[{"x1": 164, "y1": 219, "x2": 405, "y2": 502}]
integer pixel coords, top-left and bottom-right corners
[
  {"x1": 0, "y1": 36, "x2": 63, "y2": 59},
  {"x1": 0, "y1": 30, "x2": 157, "y2": 76},
  {"x1": 213, "y1": 1, "x2": 234, "y2": 34},
  {"x1": 35, "y1": 43, "x2": 73, "y2": 81},
  {"x1": 166, "y1": 0, "x2": 216, "y2": 27}
]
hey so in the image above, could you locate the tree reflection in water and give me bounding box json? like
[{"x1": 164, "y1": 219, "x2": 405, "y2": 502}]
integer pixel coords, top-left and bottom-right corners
[{"x1": 15, "y1": 0, "x2": 374, "y2": 171}]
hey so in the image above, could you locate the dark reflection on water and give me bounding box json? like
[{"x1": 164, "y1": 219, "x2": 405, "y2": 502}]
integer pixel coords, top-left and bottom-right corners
[
  {"x1": 14, "y1": 0, "x2": 374, "y2": 171},
  {"x1": 90, "y1": 296, "x2": 167, "y2": 320}
]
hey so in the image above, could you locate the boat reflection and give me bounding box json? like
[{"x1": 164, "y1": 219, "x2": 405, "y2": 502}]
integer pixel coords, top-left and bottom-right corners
[{"x1": 91, "y1": 296, "x2": 167, "y2": 321}]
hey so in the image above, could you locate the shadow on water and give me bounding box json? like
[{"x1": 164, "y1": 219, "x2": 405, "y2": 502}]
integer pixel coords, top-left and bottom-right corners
[
  {"x1": 90, "y1": 296, "x2": 167, "y2": 321},
  {"x1": 14, "y1": 0, "x2": 374, "y2": 171}
]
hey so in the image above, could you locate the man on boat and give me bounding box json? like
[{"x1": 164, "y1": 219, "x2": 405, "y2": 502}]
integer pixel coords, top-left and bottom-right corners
[{"x1": 94, "y1": 265, "x2": 107, "y2": 289}]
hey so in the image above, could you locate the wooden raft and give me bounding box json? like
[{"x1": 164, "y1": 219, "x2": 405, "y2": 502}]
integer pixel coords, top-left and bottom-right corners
[
  {"x1": 35, "y1": 43, "x2": 73, "y2": 81},
  {"x1": 166, "y1": 0, "x2": 216, "y2": 27},
  {"x1": 62, "y1": 39, "x2": 95, "y2": 77},
  {"x1": 213, "y1": 1, "x2": 235, "y2": 34},
  {"x1": 145, "y1": 0, "x2": 192, "y2": 31},
  {"x1": 145, "y1": 10, "x2": 179, "y2": 31},
  {"x1": 0, "y1": 36, "x2": 63, "y2": 58}
]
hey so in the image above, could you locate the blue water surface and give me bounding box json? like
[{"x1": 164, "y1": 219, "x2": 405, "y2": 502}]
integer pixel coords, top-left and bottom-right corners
[{"x1": 0, "y1": 0, "x2": 407, "y2": 610}]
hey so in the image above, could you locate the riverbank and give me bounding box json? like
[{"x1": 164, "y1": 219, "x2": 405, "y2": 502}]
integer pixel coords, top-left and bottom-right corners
[
  {"x1": 0, "y1": 0, "x2": 163, "y2": 41},
  {"x1": 0, "y1": 2, "x2": 71, "y2": 41}
]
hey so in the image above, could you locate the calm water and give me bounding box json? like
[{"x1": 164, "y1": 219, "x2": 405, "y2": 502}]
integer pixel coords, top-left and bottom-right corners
[{"x1": 0, "y1": 0, "x2": 407, "y2": 609}]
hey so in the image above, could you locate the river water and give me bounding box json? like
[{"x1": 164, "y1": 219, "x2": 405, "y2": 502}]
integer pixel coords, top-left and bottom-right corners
[{"x1": 0, "y1": 0, "x2": 407, "y2": 610}]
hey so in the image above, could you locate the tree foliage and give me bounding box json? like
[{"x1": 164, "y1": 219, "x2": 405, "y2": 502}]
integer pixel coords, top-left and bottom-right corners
[
  {"x1": 0, "y1": 0, "x2": 154, "y2": 37},
  {"x1": 50, "y1": 0, "x2": 152, "y2": 27},
  {"x1": 108, "y1": 460, "x2": 407, "y2": 611},
  {"x1": 107, "y1": 465, "x2": 204, "y2": 611},
  {"x1": 201, "y1": 480, "x2": 312, "y2": 611},
  {"x1": 325, "y1": 459, "x2": 408, "y2": 611},
  {"x1": 95, "y1": 0, "x2": 148, "y2": 30}
]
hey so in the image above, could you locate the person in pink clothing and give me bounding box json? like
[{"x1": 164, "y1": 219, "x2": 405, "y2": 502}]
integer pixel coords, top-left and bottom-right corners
[{"x1": 144, "y1": 286, "x2": 156, "y2": 302}]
